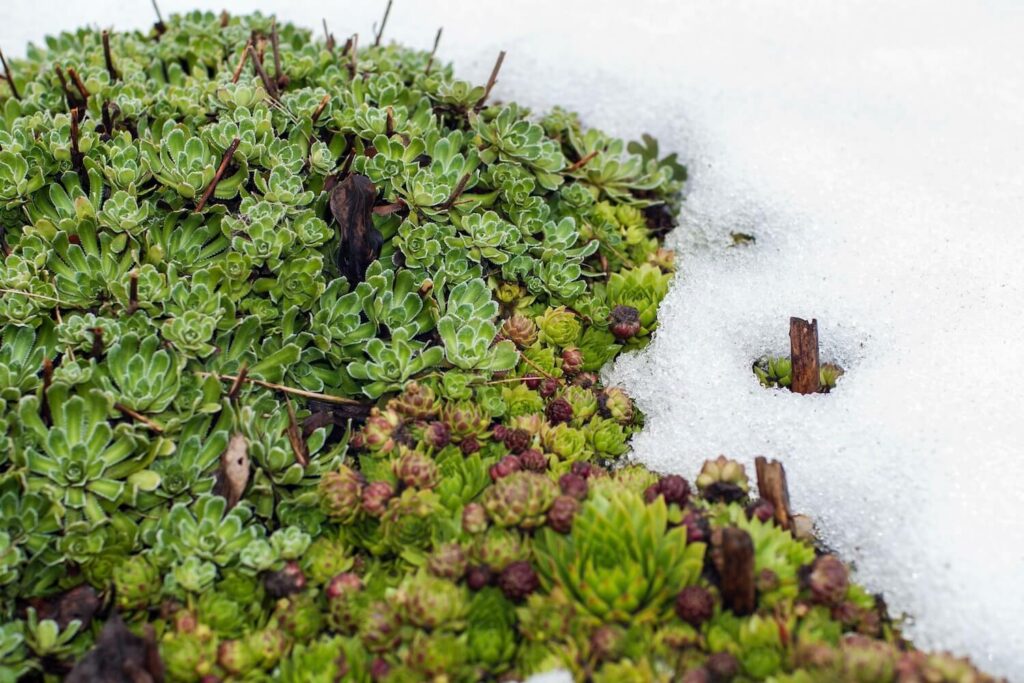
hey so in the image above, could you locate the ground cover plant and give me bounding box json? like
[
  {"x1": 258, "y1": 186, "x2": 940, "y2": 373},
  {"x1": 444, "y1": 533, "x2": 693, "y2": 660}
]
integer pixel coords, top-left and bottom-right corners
[{"x1": 0, "y1": 9, "x2": 1001, "y2": 682}]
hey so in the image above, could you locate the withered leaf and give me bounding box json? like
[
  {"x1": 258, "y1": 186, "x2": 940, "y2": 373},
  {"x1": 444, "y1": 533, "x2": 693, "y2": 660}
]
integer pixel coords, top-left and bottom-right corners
[{"x1": 330, "y1": 173, "x2": 382, "y2": 284}]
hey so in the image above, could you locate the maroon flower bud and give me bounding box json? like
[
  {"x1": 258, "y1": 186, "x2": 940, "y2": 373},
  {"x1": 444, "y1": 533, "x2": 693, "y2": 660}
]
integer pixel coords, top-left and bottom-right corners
[
  {"x1": 756, "y1": 568, "x2": 779, "y2": 594},
  {"x1": 675, "y1": 585, "x2": 714, "y2": 626},
  {"x1": 590, "y1": 624, "x2": 624, "y2": 661},
  {"x1": 609, "y1": 305, "x2": 642, "y2": 340},
  {"x1": 547, "y1": 495, "x2": 579, "y2": 533},
  {"x1": 492, "y1": 424, "x2": 509, "y2": 442},
  {"x1": 462, "y1": 503, "x2": 488, "y2": 534},
  {"x1": 519, "y1": 449, "x2": 548, "y2": 472},
  {"x1": 524, "y1": 375, "x2": 542, "y2": 390},
  {"x1": 660, "y1": 475, "x2": 690, "y2": 506},
  {"x1": 489, "y1": 455, "x2": 522, "y2": 480},
  {"x1": 423, "y1": 421, "x2": 450, "y2": 449},
  {"x1": 503, "y1": 428, "x2": 532, "y2": 454},
  {"x1": 370, "y1": 657, "x2": 391, "y2": 681},
  {"x1": 805, "y1": 554, "x2": 849, "y2": 606},
  {"x1": 706, "y1": 652, "x2": 741, "y2": 682},
  {"x1": 326, "y1": 572, "x2": 363, "y2": 601},
  {"x1": 361, "y1": 481, "x2": 394, "y2": 517},
  {"x1": 350, "y1": 432, "x2": 366, "y2": 449},
  {"x1": 571, "y1": 461, "x2": 594, "y2": 479},
  {"x1": 560, "y1": 347, "x2": 584, "y2": 376},
  {"x1": 539, "y1": 377, "x2": 559, "y2": 398},
  {"x1": 545, "y1": 398, "x2": 573, "y2": 425},
  {"x1": 466, "y1": 565, "x2": 494, "y2": 591},
  {"x1": 559, "y1": 473, "x2": 588, "y2": 500},
  {"x1": 498, "y1": 561, "x2": 539, "y2": 602},
  {"x1": 746, "y1": 499, "x2": 775, "y2": 524},
  {"x1": 264, "y1": 561, "x2": 306, "y2": 598},
  {"x1": 460, "y1": 436, "x2": 480, "y2": 455},
  {"x1": 681, "y1": 669, "x2": 712, "y2": 683},
  {"x1": 680, "y1": 508, "x2": 710, "y2": 543},
  {"x1": 572, "y1": 371, "x2": 599, "y2": 389},
  {"x1": 644, "y1": 482, "x2": 662, "y2": 504}
]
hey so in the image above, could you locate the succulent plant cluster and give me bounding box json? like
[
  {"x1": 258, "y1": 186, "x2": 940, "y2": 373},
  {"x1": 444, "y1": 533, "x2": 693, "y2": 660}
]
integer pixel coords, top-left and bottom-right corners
[{"x1": 0, "y1": 9, "x2": 998, "y2": 683}]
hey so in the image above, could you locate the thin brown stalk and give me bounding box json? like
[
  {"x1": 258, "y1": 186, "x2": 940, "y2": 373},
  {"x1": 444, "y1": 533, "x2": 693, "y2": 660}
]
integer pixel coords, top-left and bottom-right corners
[
  {"x1": 0, "y1": 46, "x2": 20, "y2": 100},
  {"x1": 385, "y1": 106, "x2": 395, "y2": 136},
  {"x1": 102, "y1": 30, "x2": 119, "y2": 81},
  {"x1": 270, "y1": 18, "x2": 286, "y2": 90},
  {"x1": 115, "y1": 402, "x2": 165, "y2": 432},
  {"x1": 151, "y1": 0, "x2": 167, "y2": 34},
  {"x1": 520, "y1": 353, "x2": 559, "y2": 381},
  {"x1": 67, "y1": 67, "x2": 90, "y2": 104},
  {"x1": 231, "y1": 40, "x2": 252, "y2": 83},
  {"x1": 70, "y1": 108, "x2": 84, "y2": 172},
  {"x1": 227, "y1": 362, "x2": 248, "y2": 401},
  {"x1": 126, "y1": 270, "x2": 139, "y2": 315},
  {"x1": 0, "y1": 288, "x2": 68, "y2": 305},
  {"x1": 565, "y1": 150, "x2": 598, "y2": 173},
  {"x1": 90, "y1": 327, "x2": 105, "y2": 357},
  {"x1": 425, "y1": 27, "x2": 442, "y2": 75},
  {"x1": 310, "y1": 94, "x2": 331, "y2": 124},
  {"x1": 323, "y1": 19, "x2": 335, "y2": 54},
  {"x1": 347, "y1": 34, "x2": 359, "y2": 79},
  {"x1": 475, "y1": 50, "x2": 506, "y2": 110},
  {"x1": 284, "y1": 396, "x2": 309, "y2": 467},
  {"x1": 440, "y1": 172, "x2": 471, "y2": 210},
  {"x1": 199, "y1": 371, "x2": 366, "y2": 406},
  {"x1": 195, "y1": 138, "x2": 240, "y2": 213},
  {"x1": 54, "y1": 64, "x2": 76, "y2": 110},
  {"x1": 247, "y1": 44, "x2": 279, "y2": 99},
  {"x1": 373, "y1": 0, "x2": 394, "y2": 47}
]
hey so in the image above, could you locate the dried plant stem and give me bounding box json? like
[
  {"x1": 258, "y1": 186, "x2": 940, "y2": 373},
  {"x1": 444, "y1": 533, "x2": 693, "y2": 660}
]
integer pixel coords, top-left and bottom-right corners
[
  {"x1": 520, "y1": 353, "x2": 559, "y2": 381},
  {"x1": 565, "y1": 150, "x2": 598, "y2": 173},
  {"x1": 0, "y1": 46, "x2": 20, "y2": 100},
  {"x1": 476, "y1": 50, "x2": 506, "y2": 110},
  {"x1": 323, "y1": 19, "x2": 335, "y2": 54},
  {"x1": 0, "y1": 288, "x2": 68, "y2": 305},
  {"x1": 199, "y1": 371, "x2": 365, "y2": 406},
  {"x1": 425, "y1": 28, "x2": 443, "y2": 75},
  {"x1": 227, "y1": 362, "x2": 248, "y2": 401},
  {"x1": 67, "y1": 67, "x2": 90, "y2": 104},
  {"x1": 231, "y1": 40, "x2": 252, "y2": 83},
  {"x1": 310, "y1": 94, "x2": 331, "y2": 124},
  {"x1": 126, "y1": 270, "x2": 139, "y2": 315},
  {"x1": 248, "y1": 45, "x2": 279, "y2": 99},
  {"x1": 284, "y1": 396, "x2": 310, "y2": 467},
  {"x1": 151, "y1": 0, "x2": 167, "y2": 34},
  {"x1": 270, "y1": 18, "x2": 286, "y2": 89},
  {"x1": 102, "y1": 30, "x2": 119, "y2": 81},
  {"x1": 115, "y1": 403, "x2": 165, "y2": 432},
  {"x1": 195, "y1": 138, "x2": 240, "y2": 213},
  {"x1": 789, "y1": 317, "x2": 821, "y2": 394},
  {"x1": 441, "y1": 172, "x2": 471, "y2": 210},
  {"x1": 374, "y1": 0, "x2": 394, "y2": 47}
]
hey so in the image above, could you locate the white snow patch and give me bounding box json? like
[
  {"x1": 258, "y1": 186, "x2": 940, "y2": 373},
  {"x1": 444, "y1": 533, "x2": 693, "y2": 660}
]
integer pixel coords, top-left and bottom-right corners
[{"x1": 3, "y1": 0, "x2": 1024, "y2": 678}]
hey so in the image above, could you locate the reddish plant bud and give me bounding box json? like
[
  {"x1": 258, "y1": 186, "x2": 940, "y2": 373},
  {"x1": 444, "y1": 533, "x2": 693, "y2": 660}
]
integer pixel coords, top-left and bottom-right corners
[
  {"x1": 559, "y1": 473, "x2": 588, "y2": 500},
  {"x1": 498, "y1": 561, "x2": 539, "y2": 602},
  {"x1": 326, "y1": 572, "x2": 363, "y2": 601},
  {"x1": 423, "y1": 421, "x2": 450, "y2": 449},
  {"x1": 264, "y1": 561, "x2": 306, "y2": 598},
  {"x1": 462, "y1": 502, "x2": 489, "y2": 534},
  {"x1": 746, "y1": 499, "x2": 775, "y2": 524},
  {"x1": 539, "y1": 377, "x2": 559, "y2": 398},
  {"x1": 547, "y1": 495, "x2": 579, "y2": 533},
  {"x1": 524, "y1": 375, "x2": 542, "y2": 390},
  {"x1": 489, "y1": 455, "x2": 522, "y2": 480},
  {"x1": 503, "y1": 428, "x2": 532, "y2": 454},
  {"x1": 519, "y1": 449, "x2": 548, "y2": 472},
  {"x1": 560, "y1": 347, "x2": 584, "y2": 375},
  {"x1": 545, "y1": 398, "x2": 573, "y2": 425},
  {"x1": 675, "y1": 585, "x2": 715, "y2": 626},
  {"x1": 466, "y1": 565, "x2": 494, "y2": 591},
  {"x1": 609, "y1": 305, "x2": 642, "y2": 340},
  {"x1": 460, "y1": 436, "x2": 480, "y2": 455}
]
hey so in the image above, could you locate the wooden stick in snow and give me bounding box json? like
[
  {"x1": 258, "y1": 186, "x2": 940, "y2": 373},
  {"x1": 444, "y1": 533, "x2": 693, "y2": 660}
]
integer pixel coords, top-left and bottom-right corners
[{"x1": 789, "y1": 316, "x2": 820, "y2": 394}]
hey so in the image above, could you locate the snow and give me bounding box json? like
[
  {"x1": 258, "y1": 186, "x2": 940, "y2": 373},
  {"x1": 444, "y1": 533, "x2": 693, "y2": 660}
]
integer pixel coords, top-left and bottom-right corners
[{"x1": 4, "y1": 0, "x2": 1024, "y2": 678}]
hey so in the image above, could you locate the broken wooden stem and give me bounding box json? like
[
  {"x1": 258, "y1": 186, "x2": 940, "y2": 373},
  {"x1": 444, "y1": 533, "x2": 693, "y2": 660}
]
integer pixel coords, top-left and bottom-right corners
[
  {"x1": 754, "y1": 456, "x2": 792, "y2": 530},
  {"x1": 126, "y1": 270, "x2": 139, "y2": 315},
  {"x1": 347, "y1": 34, "x2": 359, "y2": 79},
  {"x1": 67, "y1": 67, "x2": 90, "y2": 104},
  {"x1": 373, "y1": 0, "x2": 394, "y2": 47},
  {"x1": 90, "y1": 327, "x2": 104, "y2": 357},
  {"x1": 0, "y1": 46, "x2": 20, "y2": 100},
  {"x1": 718, "y1": 527, "x2": 756, "y2": 615},
  {"x1": 102, "y1": 30, "x2": 119, "y2": 81},
  {"x1": 151, "y1": 0, "x2": 167, "y2": 35},
  {"x1": 195, "y1": 138, "x2": 240, "y2": 213},
  {"x1": 476, "y1": 50, "x2": 506, "y2": 110},
  {"x1": 789, "y1": 316, "x2": 821, "y2": 394},
  {"x1": 69, "y1": 108, "x2": 84, "y2": 172},
  {"x1": 270, "y1": 18, "x2": 287, "y2": 90},
  {"x1": 323, "y1": 19, "x2": 335, "y2": 54},
  {"x1": 310, "y1": 94, "x2": 331, "y2": 124},
  {"x1": 231, "y1": 40, "x2": 252, "y2": 83}
]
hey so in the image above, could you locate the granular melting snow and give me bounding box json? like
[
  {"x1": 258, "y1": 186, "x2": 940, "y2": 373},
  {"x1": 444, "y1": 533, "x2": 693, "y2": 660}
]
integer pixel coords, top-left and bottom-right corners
[{"x1": 4, "y1": 0, "x2": 1023, "y2": 677}]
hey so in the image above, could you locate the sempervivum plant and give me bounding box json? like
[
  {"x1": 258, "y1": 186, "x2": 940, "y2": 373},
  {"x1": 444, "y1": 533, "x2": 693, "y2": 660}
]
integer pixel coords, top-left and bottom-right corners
[{"x1": 0, "y1": 10, "x2": 1001, "y2": 683}]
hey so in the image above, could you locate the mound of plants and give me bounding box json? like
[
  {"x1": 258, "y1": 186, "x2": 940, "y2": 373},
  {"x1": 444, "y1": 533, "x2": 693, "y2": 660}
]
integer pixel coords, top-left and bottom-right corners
[{"x1": 0, "y1": 10, "x2": 999, "y2": 683}]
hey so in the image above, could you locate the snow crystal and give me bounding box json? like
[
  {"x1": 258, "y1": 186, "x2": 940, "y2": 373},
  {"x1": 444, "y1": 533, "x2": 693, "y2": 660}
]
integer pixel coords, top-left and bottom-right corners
[{"x1": 4, "y1": 0, "x2": 1024, "y2": 678}]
